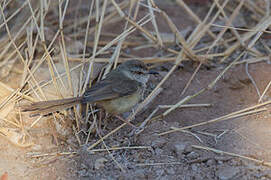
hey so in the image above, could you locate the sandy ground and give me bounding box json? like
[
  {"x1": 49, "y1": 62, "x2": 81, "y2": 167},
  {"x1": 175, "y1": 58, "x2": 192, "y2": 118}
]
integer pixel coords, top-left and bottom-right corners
[
  {"x1": 0, "y1": 1, "x2": 271, "y2": 180},
  {"x1": 1, "y1": 62, "x2": 271, "y2": 179}
]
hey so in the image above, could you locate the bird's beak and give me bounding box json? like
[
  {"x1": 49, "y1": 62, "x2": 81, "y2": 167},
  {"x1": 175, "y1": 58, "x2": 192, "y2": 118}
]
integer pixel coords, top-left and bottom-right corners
[{"x1": 148, "y1": 70, "x2": 159, "y2": 75}]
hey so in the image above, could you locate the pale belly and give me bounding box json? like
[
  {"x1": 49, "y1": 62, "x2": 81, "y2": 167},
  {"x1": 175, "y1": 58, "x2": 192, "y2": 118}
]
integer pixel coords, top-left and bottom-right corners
[{"x1": 97, "y1": 91, "x2": 141, "y2": 114}]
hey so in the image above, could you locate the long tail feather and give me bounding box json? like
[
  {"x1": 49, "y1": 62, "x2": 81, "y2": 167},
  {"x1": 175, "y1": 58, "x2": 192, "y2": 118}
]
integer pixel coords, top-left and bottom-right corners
[{"x1": 21, "y1": 97, "x2": 83, "y2": 116}]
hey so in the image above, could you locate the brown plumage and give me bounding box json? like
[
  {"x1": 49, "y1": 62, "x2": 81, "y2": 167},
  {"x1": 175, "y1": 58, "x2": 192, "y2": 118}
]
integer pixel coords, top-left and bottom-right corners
[{"x1": 21, "y1": 60, "x2": 152, "y2": 116}]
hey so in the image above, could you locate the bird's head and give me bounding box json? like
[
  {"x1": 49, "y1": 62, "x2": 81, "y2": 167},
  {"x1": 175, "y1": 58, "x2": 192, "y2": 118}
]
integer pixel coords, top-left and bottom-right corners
[{"x1": 118, "y1": 60, "x2": 157, "y2": 84}]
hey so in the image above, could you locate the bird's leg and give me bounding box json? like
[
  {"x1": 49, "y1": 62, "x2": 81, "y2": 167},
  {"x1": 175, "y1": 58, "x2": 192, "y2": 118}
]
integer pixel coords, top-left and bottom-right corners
[
  {"x1": 115, "y1": 115, "x2": 137, "y2": 128},
  {"x1": 103, "y1": 112, "x2": 109, "y2": 131},
  {"x1": 96, "y1": 109, "x2": 107, "y2": 136},
  {"x1": 98, "y1": 110, "x2": 103, "y2": 134}
]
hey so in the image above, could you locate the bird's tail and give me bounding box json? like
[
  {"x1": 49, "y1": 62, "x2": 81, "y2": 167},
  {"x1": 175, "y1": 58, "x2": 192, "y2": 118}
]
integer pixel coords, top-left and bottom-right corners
[{"x1": 20, "y1": 97, "x2": 83, "y2": 116}]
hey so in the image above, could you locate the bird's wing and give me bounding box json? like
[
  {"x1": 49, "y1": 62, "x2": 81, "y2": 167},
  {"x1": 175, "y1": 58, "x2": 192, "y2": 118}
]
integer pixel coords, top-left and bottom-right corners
[{"x1": 82, "y1": 77, "x2": 140, "y2": 103}]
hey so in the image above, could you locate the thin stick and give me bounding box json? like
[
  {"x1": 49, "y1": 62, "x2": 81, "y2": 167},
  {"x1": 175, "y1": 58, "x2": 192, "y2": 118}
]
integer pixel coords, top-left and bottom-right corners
[
  {"x1": 259, "y1": 80, "x2": 271, "y2": 102},
  {"x1": 207, "y1": 0, "x2": 245, "y2": 53},
  {"x1": 80, "y1": 0, "x2": 95, "y2": 94},
  {"x1": 111, "y1": 0, "x2": 158, "y2": 44},
  {"x1": 159, "y1": 106, "x2": 267, "y2": 136},
  {"x1": 180, "y1": 62, "x2": 202, "y2": 96},
  {"x1": 175, "y1": 0, "x2": 218, "y2": 41},
  {"x1": 148, "y1": 0, "x2": 163, "y2": 47},
  {"x1": 81, "y1": 0, "x2": 108, "y2": 95},
  {"x1": 192, "y1": 145, "x2": 271, "y2": 168}
]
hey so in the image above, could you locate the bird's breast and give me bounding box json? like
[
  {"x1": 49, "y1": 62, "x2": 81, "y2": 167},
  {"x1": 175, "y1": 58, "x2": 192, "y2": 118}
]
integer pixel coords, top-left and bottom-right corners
[{"x1": 97, "y1": 89, "x2": 142, "y2": 114}]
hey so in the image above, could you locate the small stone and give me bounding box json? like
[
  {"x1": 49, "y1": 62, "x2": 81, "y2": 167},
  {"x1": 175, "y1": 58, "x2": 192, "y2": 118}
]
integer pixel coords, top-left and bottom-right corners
[
  {"x1": 95, "y1": 158, "x2": 108, "y2": 170},
  {"x1": 191, "y1": 164, "x2": 198, "y2": 171},
  {"x1": 186, "y1": 152, "x2": 199, "y2": 160},
  {"x1": 206, "y1": 159, "x2": 216, "y2": 166},
  {"x1": 229, "y1": 159, "x2": 242, "y2": 166},
  {"x1": 216, "y1": 166, "x2": 239, "y2": 180},
  {"x1": 183, "y1": 145, "x2": 193, "y2": 154},
  {"x1": 218, "y1": 160, "x2": 223, "y2": 165},
  {"x1": 173, "y1": 142, "x2": 192, "y2": 157},
  {"x1": 174, "y1": 143, "x2": 187, "y2": 157}
]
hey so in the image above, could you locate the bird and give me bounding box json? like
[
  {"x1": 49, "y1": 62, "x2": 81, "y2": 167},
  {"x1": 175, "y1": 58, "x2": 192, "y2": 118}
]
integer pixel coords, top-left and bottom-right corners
[{"x1": 21, "y1": 60, "x2": 157, "y2": 126}]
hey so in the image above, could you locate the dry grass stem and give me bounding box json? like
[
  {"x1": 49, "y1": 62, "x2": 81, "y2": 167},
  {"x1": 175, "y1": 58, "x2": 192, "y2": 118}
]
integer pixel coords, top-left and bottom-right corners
[
  {"x1": 192, "y1": 145, "x2": 271, "y2": 168},
  {"x1": 159, "y1": 105, "x2": 268, "y2": 136}
]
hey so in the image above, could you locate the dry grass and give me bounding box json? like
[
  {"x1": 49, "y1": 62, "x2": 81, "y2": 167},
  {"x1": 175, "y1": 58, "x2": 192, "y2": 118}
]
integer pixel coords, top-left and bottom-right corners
[{"x1": 0, "y1": 0, "x2": 270, "y2": 173}]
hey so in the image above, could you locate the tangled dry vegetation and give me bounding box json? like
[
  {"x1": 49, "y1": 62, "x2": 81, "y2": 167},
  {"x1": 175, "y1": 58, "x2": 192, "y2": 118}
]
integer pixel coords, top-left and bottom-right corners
[{"x1": 0, "y1": 0, "x2": 271, "y2": 178}]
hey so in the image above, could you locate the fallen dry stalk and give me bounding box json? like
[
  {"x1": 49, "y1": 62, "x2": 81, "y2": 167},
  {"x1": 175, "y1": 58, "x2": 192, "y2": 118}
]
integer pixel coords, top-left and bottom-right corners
[
  {"x1": 159, "y1": 104, "x2": 269, "y2": 136},
  {"x1": 192, "y1": 145, "x2": 271, "y2": 168}
]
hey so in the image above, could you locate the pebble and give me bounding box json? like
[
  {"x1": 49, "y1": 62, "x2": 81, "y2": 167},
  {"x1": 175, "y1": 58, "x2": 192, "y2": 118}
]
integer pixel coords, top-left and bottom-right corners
[
  {"x1": 95, "y1": 158, "x2": 108, "y2": 170},
  {"x1": 206, "y1": 159, "x2": 216, "y2": 166},
  {"x1": 218, "y1": 160, "x2": 223, "y2": 165},
  {"x1": 191, "y1": 164, "x2": 198, "y2": 171},
  {"x1": 173, "y1": 142, "x2": 192, "y2": 157},
  {"x1": 216, "y1": 166, "x2": 239, "y2": 180},
  {"x1": 186, "y1": 151, "x2": 199, "y2": 160},
  {"x1": 174, "y1": 143, "x2": 187, "y2": 157},
  {"x1": 229, "y1": 159, "x2": 242, "y2": 166}
]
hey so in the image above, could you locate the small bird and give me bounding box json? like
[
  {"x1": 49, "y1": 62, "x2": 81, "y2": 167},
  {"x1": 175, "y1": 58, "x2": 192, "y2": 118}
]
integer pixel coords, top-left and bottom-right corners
[{"x1": 21, "y1": 60, "x2": 156, "y2": 125}]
